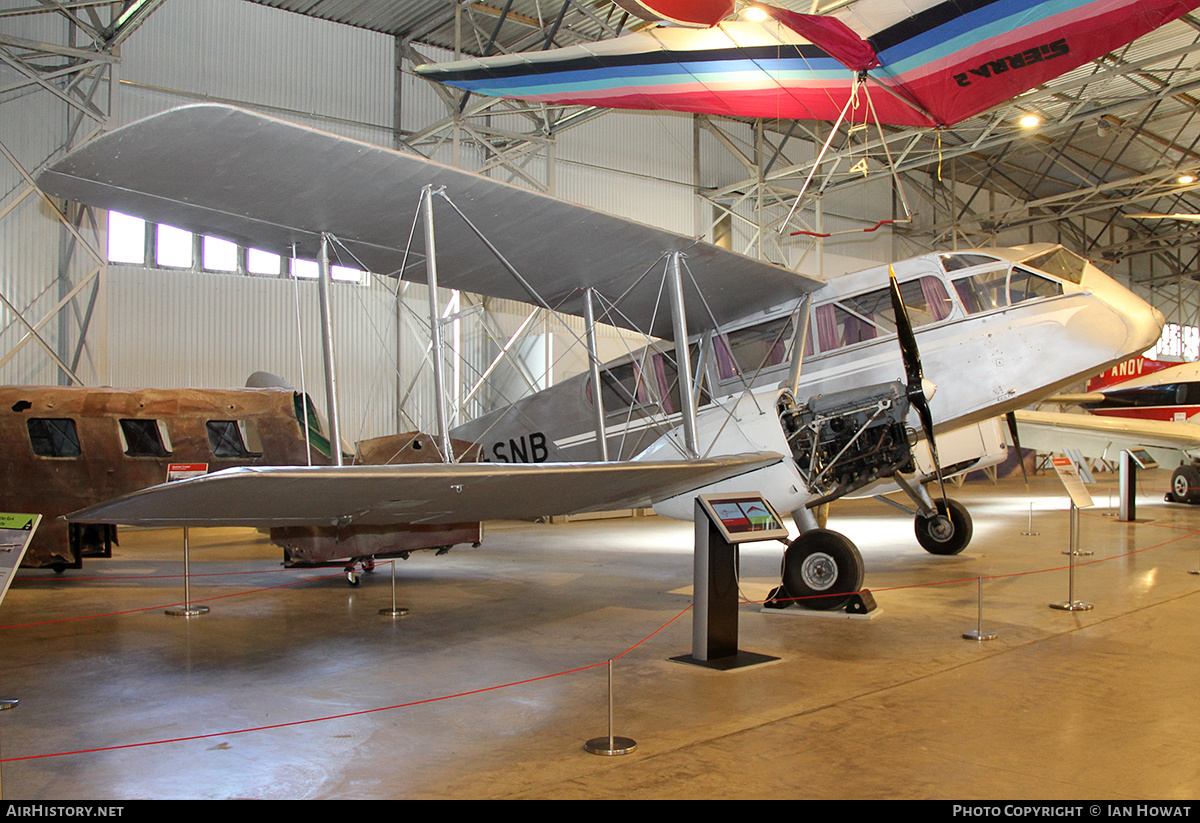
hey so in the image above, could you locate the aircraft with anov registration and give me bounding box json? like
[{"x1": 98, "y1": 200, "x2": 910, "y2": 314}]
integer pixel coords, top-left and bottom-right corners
[
  {"x1": 34, "y1": 105, "x2": 1163, "y2": 611},
  {"x1": 1013, "y1": 356, "x2": 1200, "y2": 506}
]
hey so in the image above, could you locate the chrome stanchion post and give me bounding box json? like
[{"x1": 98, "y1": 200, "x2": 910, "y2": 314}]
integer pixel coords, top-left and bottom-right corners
[
  {"x1": 379, "y1": 559, "x2": 409, "y2": 617},
  {"x1": 1051, "y1": 503, "x2": 1094, "y2": 612},
  {"x1": 1022, "y1": 502, "x2": 1038, "y2": 536},
  {"x1": 0, "y1": 698, "x2": 15, "y2": 801},
  {"x1": 165, "y1": 527, "x2": 209, "y2": 617},
  {"x1": 584, "y1": 659, "x2": 636, "y2": 756},
  {"x1": 963, "y1": 576, "x2": 997, "y2": 641}
]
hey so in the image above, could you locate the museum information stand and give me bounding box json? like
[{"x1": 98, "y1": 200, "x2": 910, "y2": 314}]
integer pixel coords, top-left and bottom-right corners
[{"x1": 674, "y1": 494, "x2": 786, "y2": 671}]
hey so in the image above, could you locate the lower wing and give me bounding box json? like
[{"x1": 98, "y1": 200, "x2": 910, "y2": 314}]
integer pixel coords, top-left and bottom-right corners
[{"x1": 65, "y1": 452, "x2": 782, "y2": 528}]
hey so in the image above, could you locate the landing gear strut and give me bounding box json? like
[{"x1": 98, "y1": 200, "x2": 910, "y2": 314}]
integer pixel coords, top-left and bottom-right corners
[{"x1": 777, "y1": 529, "x2": 865, "y2": 611}]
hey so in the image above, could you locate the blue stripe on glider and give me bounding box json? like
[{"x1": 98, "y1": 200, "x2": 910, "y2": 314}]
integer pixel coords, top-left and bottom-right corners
[
  {"x1": 878, "y1": 0, "x2": 1102, "y2": 73},
  {"x1": 450, "y1": 57, "x2": 849, "y2": 95}
]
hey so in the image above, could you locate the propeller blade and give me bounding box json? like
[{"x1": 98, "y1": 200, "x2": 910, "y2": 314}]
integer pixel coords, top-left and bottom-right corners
[
  {"x1": 889, "y1": 265, "x2": 946, "y2": 502},
  {"x1": 1005, "y1": 411, "x2": 1030, "y2": 491}
]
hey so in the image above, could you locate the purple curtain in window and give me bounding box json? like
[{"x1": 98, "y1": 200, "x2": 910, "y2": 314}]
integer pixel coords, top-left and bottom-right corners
[{"x1": 920, "y1": 276, "x2": 952, "y2": 321}]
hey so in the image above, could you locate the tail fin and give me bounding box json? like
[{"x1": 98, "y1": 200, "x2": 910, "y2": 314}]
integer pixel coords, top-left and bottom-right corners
[{"x1": 1086, "y1": 357, "x2": 1176, "y2": 391}]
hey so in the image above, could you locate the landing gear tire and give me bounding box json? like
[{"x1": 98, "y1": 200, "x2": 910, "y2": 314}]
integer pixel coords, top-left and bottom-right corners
[
  {"x1": 781, "y1": 529, "x2": 865, "y2": 611},
  {"x1": 1168, "y1": 465, "x2": 1200, "y2": 504},
  {"x1": 345, "y1": 566, "x2": 361, "y2": 587},
  {"x1": 914, "y1": 498, "x2": 973, "y2": 555}
]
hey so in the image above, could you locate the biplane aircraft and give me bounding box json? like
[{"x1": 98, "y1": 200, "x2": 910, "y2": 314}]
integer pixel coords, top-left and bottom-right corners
[{"x1": 35, "y1": 105, "x2": 1162, "y2": 609}]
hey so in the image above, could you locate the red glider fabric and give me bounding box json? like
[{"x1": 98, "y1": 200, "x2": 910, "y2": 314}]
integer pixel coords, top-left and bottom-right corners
[
  {"x1": 766, "y1": 7, "x2": 879, "y2": 72},
  {"x1": 613, "y1": 0, "x2": 734, "y2": 27}
]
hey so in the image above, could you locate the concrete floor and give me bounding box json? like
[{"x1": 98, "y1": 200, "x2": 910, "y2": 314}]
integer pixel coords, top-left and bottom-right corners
[{"x1": 2, "y1": 468, "x2": 1200, "y2": 800}]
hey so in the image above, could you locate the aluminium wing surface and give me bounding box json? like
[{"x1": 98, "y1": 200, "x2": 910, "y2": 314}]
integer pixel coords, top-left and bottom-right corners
[
  {"x1": 38, "y1": 104, "x2": 821, "y2": 340},
  {"x1": 1014, "y1": 409, "x2": 1200, "y2": 466},
  {"x1": 64, "y1": 452, "x2": 782, "y2": 528}
]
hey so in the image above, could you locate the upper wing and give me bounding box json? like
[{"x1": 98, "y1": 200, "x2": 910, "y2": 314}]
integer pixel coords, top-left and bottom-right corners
[
  {"x1": 1013, "y1": 409, "x2": 1200, "y2": 466},
  {"x1": 64, "y1": 451, "x2": 782, "y2": 528},
  {"x1": 37, "y1": 104, "x2": 821, "y2": 340},
  {"x1": 415, "y1": 0, "x2": 1200, "y2": 128}
]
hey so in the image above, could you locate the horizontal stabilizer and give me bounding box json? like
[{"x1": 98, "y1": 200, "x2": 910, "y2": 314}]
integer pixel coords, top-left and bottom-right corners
[{"x1": 65, "y1": 451, "x2": 783, "y2": 528}]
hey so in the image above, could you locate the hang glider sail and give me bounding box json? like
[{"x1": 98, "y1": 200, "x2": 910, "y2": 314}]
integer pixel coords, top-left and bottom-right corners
[
  {"x1": 414, "y1": 0, "x2": 1200, "y2": 127},
  {"x1": 37, "y1": 104, "x2": 821, "y2": 341}
]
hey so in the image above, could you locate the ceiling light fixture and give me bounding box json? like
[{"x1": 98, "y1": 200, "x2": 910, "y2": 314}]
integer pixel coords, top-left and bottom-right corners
[
  {"x1": 743, "y1": 5, "x2": 768, "y2": 21},
  {"x1": 1019, "y1": 114, "x2": 1041, "y2": 128},
  {"x1": 1179, "y1": 174, "x2": 1196, "y2": 185}
]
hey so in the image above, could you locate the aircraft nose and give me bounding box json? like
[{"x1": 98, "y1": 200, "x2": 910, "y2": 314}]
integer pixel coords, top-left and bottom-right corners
[{"x1": 1080, "y1": 267, "x2": 1164, "y2": 355}]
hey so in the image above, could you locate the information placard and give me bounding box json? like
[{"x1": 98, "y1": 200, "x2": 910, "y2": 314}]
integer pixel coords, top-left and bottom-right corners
[
  {"x1": 698, "y1": 494, "x2": 790, "y2": 544},
  {"x1": 1051, "y1": 455, "x2": 1094, "y2": 509},
  {"x1": 0, "y1": 513, "x2": 41, "y2": 607}
]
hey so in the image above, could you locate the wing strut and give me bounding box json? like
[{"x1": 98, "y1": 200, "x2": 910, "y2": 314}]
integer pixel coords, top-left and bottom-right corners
[
  {"x1": 420, "y1": 185, "x2": 456, "y2": 463},
  {"x1": 667, "y1": 251, "x2": 700, "y2": 458},
  {"x1": 583, "y1": 288, "x2": 609, "y2": 461},
  {"x1": 316, "y1": 233, "x2": 344, "y2": 466}
]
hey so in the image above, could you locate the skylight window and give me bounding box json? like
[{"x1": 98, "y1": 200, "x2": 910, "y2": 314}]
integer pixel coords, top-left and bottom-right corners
[
  {"x1": 107, "y1": 211, "x2": 145, "y2": 264},
  {"x1": 202, "y1": 236, "x2": 239, "y2": 272},
  {"x1": 156, "y1": 224, "x2": 193, "y2": 268},
  {"x1": 247, "y1": 248, "x2": 281, "y2": 275}
]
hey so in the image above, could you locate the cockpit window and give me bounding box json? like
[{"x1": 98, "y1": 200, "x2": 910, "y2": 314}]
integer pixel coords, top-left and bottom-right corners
[
  {"x1": 939, "y1": 253, "x2": 1002, "y2": 272},
  {"x1": 954, "y1": 266, "x2": 1064, "y2": 314},
  {"x1": 1021, "y1": 247, "x2": 1087, "y2": 284},
  {"x1": 954, "y1": 268, "x2": 1010, "y2": 313},
  {"x1": 1009, "y1": 267, "x2": 1064, "y2": 303}
]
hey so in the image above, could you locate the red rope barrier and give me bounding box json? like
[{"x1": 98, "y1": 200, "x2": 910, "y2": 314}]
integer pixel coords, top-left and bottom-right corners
[{"x1": 4, "y1": 509, "x2": 1198, "y2": 763}]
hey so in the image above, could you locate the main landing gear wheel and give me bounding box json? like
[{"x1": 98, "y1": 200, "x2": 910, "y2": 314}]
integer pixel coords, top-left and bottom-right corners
[
  {"x1": 780, "y1": 529, "x2": 865, "y2": 611},
  {"x1": 1168, "y1": 464, "x2": 1200, "y2": 504},
  {"x1": 914, "y1": 498, "x2": 973, "y2": 555}
]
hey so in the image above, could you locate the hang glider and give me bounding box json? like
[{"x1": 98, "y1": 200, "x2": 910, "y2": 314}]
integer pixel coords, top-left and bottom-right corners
[
  {"x1": 37, "y1": 104, "x2": 821, "y2": 340},
  {"x1": 414, "y1": 0, "x2": 1200, "y2": 128}
]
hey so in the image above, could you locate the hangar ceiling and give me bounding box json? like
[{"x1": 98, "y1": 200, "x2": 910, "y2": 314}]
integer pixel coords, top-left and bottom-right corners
[
  {"x1": 4, "y1": 0, "x2": 1200, "y2": 393},
  {"x1": 247, "y1": 0, "x2": 1200, "y2": 288}
]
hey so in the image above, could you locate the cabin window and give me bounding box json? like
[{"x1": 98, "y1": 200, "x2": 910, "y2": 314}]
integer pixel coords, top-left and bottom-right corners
[
  {"x1": 815, "y1": 277, "x2": 951, "y2": 352},
  {"x1": 27, "y1": 418, "x2": 81, "y2": 458},
  {"x1": 118, "y1": 419, "x2": 172, "y2": 457},
  {"x1": 715, "y1": 314, "x2": 816, "y2": 381},
  {"x1": 653, "y1": 346, "x2": 713, "y2": 414},
  {"x1": 206, "y1": 421, "x2": 263, "y2": 458},
  {"x1": 587, "y1": 362, "x2": 649, "y2": 413}
]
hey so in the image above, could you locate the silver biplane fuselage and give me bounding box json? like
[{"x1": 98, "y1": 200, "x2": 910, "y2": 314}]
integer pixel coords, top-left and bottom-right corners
[{"x1": 453, "y1": 244, "x2": 1163, "y2": 524}]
